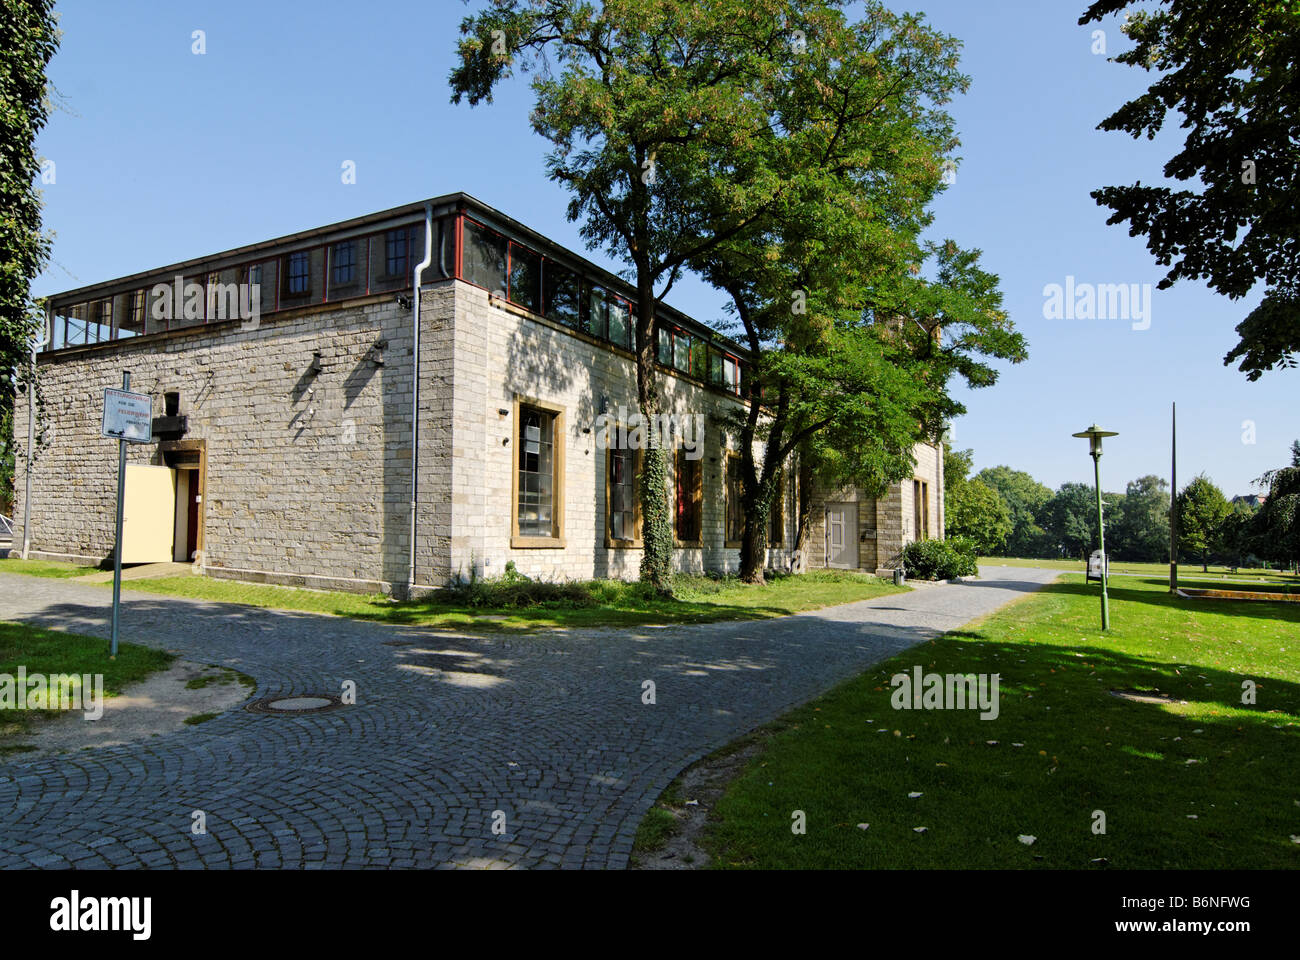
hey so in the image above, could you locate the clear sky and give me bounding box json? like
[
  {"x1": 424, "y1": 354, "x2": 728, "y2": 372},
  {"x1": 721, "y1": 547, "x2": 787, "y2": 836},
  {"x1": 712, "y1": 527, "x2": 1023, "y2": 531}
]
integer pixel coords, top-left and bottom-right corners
[{"x1": 31, "y1": 0, "x2": 1298, "y2": 497}]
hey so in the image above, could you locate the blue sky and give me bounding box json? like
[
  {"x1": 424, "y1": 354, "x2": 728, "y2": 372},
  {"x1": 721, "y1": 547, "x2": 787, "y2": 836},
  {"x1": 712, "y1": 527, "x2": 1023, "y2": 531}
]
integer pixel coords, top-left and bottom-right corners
[{"x1": 32, "y1": 0, "x2": 1297, "y2": 496}]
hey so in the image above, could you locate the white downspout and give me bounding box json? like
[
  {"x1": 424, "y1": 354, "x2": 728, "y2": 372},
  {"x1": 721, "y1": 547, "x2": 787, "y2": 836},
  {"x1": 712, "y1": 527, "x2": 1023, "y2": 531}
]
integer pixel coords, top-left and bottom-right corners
[{"x1": 406, "y1": 203, "x2": 435, "y2": 597}]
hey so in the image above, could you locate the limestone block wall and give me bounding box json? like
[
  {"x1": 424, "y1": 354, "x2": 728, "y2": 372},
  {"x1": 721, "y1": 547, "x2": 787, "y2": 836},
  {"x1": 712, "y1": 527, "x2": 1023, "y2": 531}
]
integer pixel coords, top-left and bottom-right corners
[
  {"x1": 445, "y1": 282, "x2": 790, "y2": 583},
  {"x1": 801, "y1": 440, "x2": 944, "y2": 576},
  {"x1": 12, "y1": 288, "x2": 452, "y2": 593}
]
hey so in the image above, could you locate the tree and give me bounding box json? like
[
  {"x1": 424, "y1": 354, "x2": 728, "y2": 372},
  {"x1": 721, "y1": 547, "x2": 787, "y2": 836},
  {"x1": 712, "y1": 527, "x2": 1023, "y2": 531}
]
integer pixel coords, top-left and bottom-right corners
[
  {"x1": 1110, "y1": 474, "x2": 1170, "y2": 562},
  {"x1": 1038, "y1": 482, "x2": 1115, "y2": 560},
  {"x1": 1219, "y1": 499, "x2": 1261, "y2": 570},
  {"x1": 974, "y1": 465, "x2": 1053, "y2": 557},
  {"x1": 945, "y1": 478, "x2": 1011, "y2": 554},
  {"x1": 682, "y1": 2, "x2": 984, "y2": 582},
  {"x1": 1, "y1": 0, "x2": 59, "y2": 519},
  {"x1": 449, "y1": 0, "x2": 859, "y2": 589},
  {"x1": 1080, "y1": 0, "x2": 1300, "y2": 380},
  {"x1": 452, "y1": 1, "x2": 1026, "y2": 586},
  {"x1": 1177, "y1": 474, "x2": 1231, "y2": 572},
  {"x1": 1251, "y1": 439, "x2": 1300, "y2": 571},
  {"x1": 943, "y1": 448, "x2": 1010, "y2": 553}
]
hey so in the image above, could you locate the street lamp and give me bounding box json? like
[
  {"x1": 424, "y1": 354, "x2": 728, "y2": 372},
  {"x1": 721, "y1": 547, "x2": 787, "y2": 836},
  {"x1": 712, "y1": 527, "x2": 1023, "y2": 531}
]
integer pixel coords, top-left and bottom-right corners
[{"x1": 1072, "y1": 424, "x2": 1119, "y2": 630}]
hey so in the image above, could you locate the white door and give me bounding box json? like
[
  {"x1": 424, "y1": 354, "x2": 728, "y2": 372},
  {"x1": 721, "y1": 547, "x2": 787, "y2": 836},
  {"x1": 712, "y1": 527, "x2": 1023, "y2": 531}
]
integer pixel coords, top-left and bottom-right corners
[
  {"x1": 825, "y1": 502, "x2": 859, "y2": 569},
  {"x1": 122, "y1": 465, "x2": 176, "y2": 564}
]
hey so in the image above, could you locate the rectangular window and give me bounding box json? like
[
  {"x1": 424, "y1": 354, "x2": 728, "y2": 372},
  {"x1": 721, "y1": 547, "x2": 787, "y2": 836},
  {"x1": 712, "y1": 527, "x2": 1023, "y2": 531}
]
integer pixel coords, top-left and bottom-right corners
[
  {"x1": 508, "y1": 243, "x2": 542, "y2": 314},
  {"x1": 89, "y1": 298, "x2": 112, "y2": 342},
  {"x1": 543, "y1": 262, "x2": 580, "y2": 328},
  {"x1": 119, "y1": 290, "x2": 145, "y2": 338},
  {"x1": 607, "y1": 444, "x2": 641, "y2": 546},
  {"x1": 385, "y1": 230, "x2": 409, "y2": 279},
  {"x1": 515, "y1": 404, "x2": 559, "y2": 542},
  {"x1": 584, "y1": 281, "x2": 608, "y2": 340},
  {"x1": 607, "y1": 296, "x2": 630, "y2": 349},
  {"x1": 725, "y1": 453, "x2": 744, "y2": 546},
  {"x1": 463, "y1": 219, "x2": 507, "y2": 294},
  {"x1": 913, "y1": 479, "x2": 930, "y2": 540},
  {"x1": 673, "y1": 331, "x2": 691, "y2": 372},
  {"x1": 658, "y1": 326, "x2": 672, "y2": 365},
  {"x1": 769, "y1": 468, "x2": 785, "y2": 546},
  {"x1": 675, "y1": 450, "x2": 703, "y2": 544},
  {"x1": 284, "y1": 251, "x2": 311, "y2": 297},
  {"x1": 725, "y1": 357, "x2": 740, "y2": 393},
  {"x1": 332, "y1": 241, "x2": 356, "y2": 286}
]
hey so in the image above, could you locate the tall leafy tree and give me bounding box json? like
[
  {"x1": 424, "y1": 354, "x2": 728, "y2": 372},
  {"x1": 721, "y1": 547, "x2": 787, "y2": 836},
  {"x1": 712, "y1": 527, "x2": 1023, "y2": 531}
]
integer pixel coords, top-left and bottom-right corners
[
  {"x1": 1080, "y1": 0, "x2": 1300, "y2": 380},
  {"x1": 1, "y1": 0, "x2": 59, "y2": 516},
  {"x1": 1177, "y1": 473, "x2": 1231, "y2": 572},
  {"x1": 685, "y1": 4, "x2": 1024, "y2": 581},
  {"x1": 974, "y1": 465, "x2": 1053, "y2": 557},
  {"x1": 1038, "y1": 481, "x2": 1119, "y2": 560},
  {"x1": 1251, "y1": 439, "x2": 1300, "y2": 571},
  {"x1": 1111, "y1": 474, "x2": 1170, "y2": 562},
  {"x1": 945, "y1": 477, "x2": 1011, "y2": 554},
  {"x1": 450, "y1": 0, "x2": 851, "y2": 589}
]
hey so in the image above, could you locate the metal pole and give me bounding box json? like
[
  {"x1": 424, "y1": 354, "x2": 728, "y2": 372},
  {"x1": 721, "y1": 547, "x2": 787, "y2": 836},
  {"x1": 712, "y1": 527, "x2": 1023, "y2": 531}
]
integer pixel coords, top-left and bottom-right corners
[
  {"x1": 110, "y1": 371, "x2": 129, "y2": 659},
  {"x1": 1094, "y1": 451, "x2": 1110, "y2": 630},
  {"x1": 1169, "y1": 401, "x2": 1178, "y2": 594}
]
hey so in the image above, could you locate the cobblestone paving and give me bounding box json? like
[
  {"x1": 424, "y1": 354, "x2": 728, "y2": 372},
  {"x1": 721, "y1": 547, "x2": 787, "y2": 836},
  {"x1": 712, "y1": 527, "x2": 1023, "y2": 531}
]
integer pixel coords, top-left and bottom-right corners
[{"x1": 0, "y1": 566, "x2": 1058, "y2": 869}]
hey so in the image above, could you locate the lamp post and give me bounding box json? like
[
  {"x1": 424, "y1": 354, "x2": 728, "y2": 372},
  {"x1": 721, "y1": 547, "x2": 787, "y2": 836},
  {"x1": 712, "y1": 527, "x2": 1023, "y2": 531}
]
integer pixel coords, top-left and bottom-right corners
[{"x1": 1072, "y1": 424, "x2": 1118, "y2": 630}]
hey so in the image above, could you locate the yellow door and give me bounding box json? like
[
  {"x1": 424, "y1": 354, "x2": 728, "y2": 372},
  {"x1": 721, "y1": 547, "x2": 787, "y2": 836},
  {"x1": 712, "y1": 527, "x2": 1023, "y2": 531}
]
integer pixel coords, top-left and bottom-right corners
[{"x1": 122, "y1": 465, "x2": 176, "y2": 563}]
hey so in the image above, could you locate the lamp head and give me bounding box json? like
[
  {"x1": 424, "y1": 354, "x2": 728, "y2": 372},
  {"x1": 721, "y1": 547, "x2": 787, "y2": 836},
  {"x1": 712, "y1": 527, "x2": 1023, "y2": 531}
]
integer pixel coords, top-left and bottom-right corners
[{"x1": 1072, "y1": 424, "x2": 1119, "y2": 457}]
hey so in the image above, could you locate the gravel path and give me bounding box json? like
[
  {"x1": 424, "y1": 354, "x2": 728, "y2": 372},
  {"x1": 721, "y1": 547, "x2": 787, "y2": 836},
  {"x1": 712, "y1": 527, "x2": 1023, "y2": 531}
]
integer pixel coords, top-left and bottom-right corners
[{"x1": 0, "y1": 565, "x2": 1058, "y2": 869}]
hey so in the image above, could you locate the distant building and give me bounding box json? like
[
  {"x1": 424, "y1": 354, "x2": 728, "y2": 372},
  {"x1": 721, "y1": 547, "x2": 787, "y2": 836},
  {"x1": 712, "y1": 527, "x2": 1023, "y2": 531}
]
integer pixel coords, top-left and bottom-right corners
[{"x1": 13, "y1": 193, "x2": 943, "y2": 593}]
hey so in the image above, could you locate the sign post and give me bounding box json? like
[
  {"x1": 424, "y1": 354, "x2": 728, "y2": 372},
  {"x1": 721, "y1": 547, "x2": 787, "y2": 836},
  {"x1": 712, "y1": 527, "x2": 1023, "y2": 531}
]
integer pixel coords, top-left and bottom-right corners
[{"x1": 103, "y1": 373, "x2": 153, "y2": 658}]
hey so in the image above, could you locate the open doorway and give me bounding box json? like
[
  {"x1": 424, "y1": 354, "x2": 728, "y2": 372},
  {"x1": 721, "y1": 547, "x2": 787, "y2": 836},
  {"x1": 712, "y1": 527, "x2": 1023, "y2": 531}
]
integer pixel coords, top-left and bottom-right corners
[
  {"x1": 161, "y1": 441, "x2": 205, "y2": 565},
  {"x1": 173, "y1": 469, "x2": 200, "y2": 561}
]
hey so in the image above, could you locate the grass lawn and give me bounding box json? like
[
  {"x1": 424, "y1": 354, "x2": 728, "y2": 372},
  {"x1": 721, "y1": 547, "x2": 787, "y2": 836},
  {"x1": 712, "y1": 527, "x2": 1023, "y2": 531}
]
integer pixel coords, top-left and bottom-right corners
[
  {"x1": 981, "y1": 556, "x2": 1297, "y2": 583},
  {"x1": 0, "y1": 621, "x2": 174, "y2": 749},
  {"x1": 1, "y1": 557, "x2": 908, "y2": 630},
  {"x1": 689, "y1": 574, "x2": 1300, "y2": 869},
  {"x1": 0, "y1": 557, "x2": 101, "y2": 579}
]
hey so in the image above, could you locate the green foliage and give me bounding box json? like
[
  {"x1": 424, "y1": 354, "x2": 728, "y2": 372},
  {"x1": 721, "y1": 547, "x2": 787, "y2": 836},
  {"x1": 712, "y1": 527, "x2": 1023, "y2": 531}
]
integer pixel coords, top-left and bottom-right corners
[
  {"x1": 1037, "y1": 482, "x2": 1101, "y2": 560},
  {"x1": 450, "y1": 1, "x2": 1026, "y2": 585},
  {"x1": 1177, "y1": 473, "x2": 1232, "y2": 570},
  {"x1": 945, "y1": 477, "x2": 1011, "y2": 554},
  {"x1": 902, "y1": 536, "x2": 977, "y2": 580},
  {"x1": 1081, "y1": 0, "x2": 1300, "y2": 379},
  {"x1": 444, "y1": 562, "x2": 598, "y2": 609},
  {"x1": 1, "y1": 0, "x2": 58, "y2": 381},
  {"x1": 638, "y1": 446, "x2": 673, "y2": 589},
  {"x1": 1251, "y1": 439, "x2": 1300, "y2": 566},
  {"x1": 0, "y1": 397, "x2": 13, "y2": 515},
  {"x1": 974, "y1": 465, "x2": 1055, "y2": 557},
  {"x1": 1110, "y1": 474, "x2": 1170, "y2": 562}
]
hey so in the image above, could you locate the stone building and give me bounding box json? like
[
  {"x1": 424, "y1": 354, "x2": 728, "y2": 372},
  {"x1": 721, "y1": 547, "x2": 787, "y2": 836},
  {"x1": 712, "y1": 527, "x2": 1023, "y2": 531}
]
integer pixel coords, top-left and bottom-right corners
[{"x1": 12, "y1": 193, "x2": 943, "y2": 594}]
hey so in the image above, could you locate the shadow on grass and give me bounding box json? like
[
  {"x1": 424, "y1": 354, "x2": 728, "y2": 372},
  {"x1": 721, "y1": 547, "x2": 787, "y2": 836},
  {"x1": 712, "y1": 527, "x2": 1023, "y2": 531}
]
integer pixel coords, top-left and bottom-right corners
[{"x1": 1040, "y1": 578, "x2": 1300, "y2": 621}]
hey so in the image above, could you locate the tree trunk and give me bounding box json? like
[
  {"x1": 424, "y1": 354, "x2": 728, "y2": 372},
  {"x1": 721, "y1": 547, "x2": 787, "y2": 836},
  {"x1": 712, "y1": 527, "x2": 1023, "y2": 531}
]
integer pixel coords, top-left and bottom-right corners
[
  {"x1": 739, "y1": 486, "x2": 771, "y2": 584},
  {"x1": 792, "y1": 452, "x2": 813, "y2": 574},
  {"x1": 633, "y1": 268, "x2": 672, "y2": 593}
]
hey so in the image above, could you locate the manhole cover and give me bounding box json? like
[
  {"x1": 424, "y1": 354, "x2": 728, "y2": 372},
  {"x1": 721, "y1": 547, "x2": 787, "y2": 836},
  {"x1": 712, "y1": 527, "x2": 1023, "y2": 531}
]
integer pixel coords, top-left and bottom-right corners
[
  {"x1": 246, "y1": 694, "x2": 345, "y2": 715},
  {"x1": 1108, "y1": 689, "x2": 1184, "y2": 705}
]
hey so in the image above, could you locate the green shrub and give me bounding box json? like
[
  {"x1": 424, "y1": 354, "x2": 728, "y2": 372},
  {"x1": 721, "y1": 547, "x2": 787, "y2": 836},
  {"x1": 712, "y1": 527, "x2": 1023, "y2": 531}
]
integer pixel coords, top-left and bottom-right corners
[
  {"x1": 902, "y1": 537, "x2": 978, "y2": 580},
  {"x1": 445, "y1": 562, "x2": 597, "y2": 608}
]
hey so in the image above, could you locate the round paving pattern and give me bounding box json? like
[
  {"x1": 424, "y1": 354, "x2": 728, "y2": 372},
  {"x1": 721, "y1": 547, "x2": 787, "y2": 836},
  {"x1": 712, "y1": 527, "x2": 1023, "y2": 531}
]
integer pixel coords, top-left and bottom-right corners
[{"x1": 0, "y1": 566, "x2": 1059, "y2": 869}]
